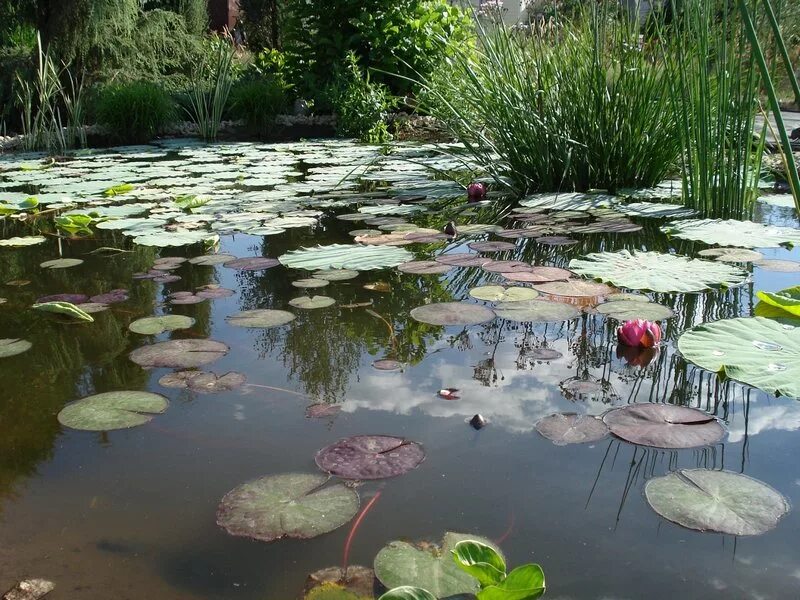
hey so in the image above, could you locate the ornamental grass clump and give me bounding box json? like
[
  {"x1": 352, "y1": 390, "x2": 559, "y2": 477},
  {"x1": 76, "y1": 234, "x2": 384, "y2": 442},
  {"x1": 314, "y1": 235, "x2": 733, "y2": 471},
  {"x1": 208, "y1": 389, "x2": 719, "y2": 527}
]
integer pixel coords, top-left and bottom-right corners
[{"x1": 420, "y1": 5, "x2": 682, "y2": 194}]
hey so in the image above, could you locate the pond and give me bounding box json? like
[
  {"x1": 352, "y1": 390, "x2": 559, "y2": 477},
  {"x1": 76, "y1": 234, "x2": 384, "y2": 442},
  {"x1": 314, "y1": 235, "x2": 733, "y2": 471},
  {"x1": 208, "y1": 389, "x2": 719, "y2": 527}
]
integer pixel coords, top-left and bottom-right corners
[{"x1": 1, "y1": 139, "x2": 799, "y2": 600}]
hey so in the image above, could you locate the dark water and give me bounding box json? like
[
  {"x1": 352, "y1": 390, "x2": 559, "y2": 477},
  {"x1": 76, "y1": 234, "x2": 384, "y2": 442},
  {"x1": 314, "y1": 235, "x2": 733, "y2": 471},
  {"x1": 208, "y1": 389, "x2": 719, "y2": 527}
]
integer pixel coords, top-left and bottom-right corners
[{"x1": 1, "y1": 143, "x2": 800, "y2": 600}]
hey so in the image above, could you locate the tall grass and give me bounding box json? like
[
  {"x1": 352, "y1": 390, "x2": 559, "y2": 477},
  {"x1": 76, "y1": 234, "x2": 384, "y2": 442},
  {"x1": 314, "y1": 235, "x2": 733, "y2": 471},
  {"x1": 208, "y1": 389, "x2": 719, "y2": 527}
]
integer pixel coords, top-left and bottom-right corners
[
  {"x1": 419, "y1": 6, "x2": 683, "y2": 194},
  {"x1": 659, "y1": 0, "x2": 765, "y2": 219},
  {"x1": 186, "y1": 38, "x2": 234, "y2": 141}
]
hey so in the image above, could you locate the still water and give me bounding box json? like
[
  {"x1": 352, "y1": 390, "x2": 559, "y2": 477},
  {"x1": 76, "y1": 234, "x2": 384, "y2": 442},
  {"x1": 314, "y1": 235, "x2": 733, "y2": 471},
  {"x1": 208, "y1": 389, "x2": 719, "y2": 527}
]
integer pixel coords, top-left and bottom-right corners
[{"x1": 0, "y1": 140, "x2": 799, "y2": 599}]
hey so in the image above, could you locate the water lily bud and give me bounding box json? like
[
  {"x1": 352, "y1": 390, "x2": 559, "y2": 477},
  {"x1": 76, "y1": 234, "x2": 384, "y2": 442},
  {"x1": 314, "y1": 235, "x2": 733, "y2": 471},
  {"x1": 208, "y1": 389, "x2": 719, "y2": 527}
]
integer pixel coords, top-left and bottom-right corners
[
  {"x1": 617, "y1": 319, "x2": 662, "y2": 348},
  {"x1": 469, "y1": 414, "x2": 488, "y2": 429},
  {"x1": 467, "y1": 182, "x2": 487, "y2": 201}
]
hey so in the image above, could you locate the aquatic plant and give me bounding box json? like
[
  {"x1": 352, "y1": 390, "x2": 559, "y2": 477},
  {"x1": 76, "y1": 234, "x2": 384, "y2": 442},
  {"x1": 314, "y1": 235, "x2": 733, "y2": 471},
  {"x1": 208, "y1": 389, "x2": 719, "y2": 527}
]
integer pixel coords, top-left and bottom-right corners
[
  {"x1": 94, "y1": 80, "x2": 177, "y2": 143},
  {"x1": 186, "y1": 37, "x2": 235, "y2": 141},
  {"x1": 617, "y1": 320, "x2": 662, "y2": 349}
]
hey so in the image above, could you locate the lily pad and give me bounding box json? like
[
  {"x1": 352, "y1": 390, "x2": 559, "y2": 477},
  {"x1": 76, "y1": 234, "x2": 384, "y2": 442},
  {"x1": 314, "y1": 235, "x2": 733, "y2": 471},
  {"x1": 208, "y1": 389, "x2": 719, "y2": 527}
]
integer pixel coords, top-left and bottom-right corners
[
  {"x1": 602, "y1": 404, "x2": 725, "y2": 448},
  {"x1": 293, "y1": 278, "x2": 330, "y2": 288},
  {"x1": 0, "y1": 338, "x2": 32, "y2": 358},
  {"x1": 481, "y1": 260, "x2": 531, "y2": 273},
  {"x1": 468, "y1": 241, "x2": 516, "y2": 252},
  {"x1": 536, "y1": 236, "x2": 578, "y2": 246},
  {"x1": 434, "y1": 254, "x2": 490, "y2": 267},
  {"x1": 33, "y1": 301, "x2": 94, "y2": 322},
  {"x1": 279, "y1": 244, "x2": 413, "y2": 271},
  {"x1": 223, "y1": 257, "x2": 280, "y2": 271},
  {"x1": 216, "y1": 473, "x2": 359, "y2": 542},
  {"x1": 315, "y1": 435, "x2": 425, "y2": 480},
  {"x1": 410, "y1": 302, "x2": 495, "y2": 326},
  {"x1": 677, "y1": 317, "x2": 800, "y2": 398},
  {"x1": 158, "y1": 371, "x2": 246, "y2": 393},
  {"x1": 226, "y1": 309, "x2": 296, "y2": 328},
  {"x1": 535, "y1": 413, "x2": 609, "y2": 445},
  {"x1": 493, "y1": 299, "x2": 581, "y2": 322},
  {"x1": 469, "y1": 286, "x2": 539, "y2": 302},
  {"x1": 502, "y1": 267, "x2": 573, "y2": 283},
  {"x1": 645, "y1": 469, "x2": 789, "y2": 535},
  {"x1": 195, "y1": 285, "x2": 235, "y2": 299},
  {"x1": 532, "y1": 279, "x2": 614, "y2": 297},
  {"x1": 756, "y1": 286, "x2": 800, "y2": 317},
  {"x1": 373, "y1": 359, "x2": 403, "y2": 371},
  {"x1": 0, "y1": 236, "x2": 47, "y2": 247},
  {"x1": 661, "y1": 219, "x2": 800, "y2": 248},
  {"x1": 57, "y1": 390, "x2": 168, "y2": 431},
  {"x1": 753, "y1": 259, "x2": 800, "y2": 273},
  {"x1": 313, "y1": 269, "x2": 359, "y2": 281},
  {"x1": 90, "y1": 289, "x2": 129, "y2": 304},
  {"x1": 374, "y1": 532, "x2": 502, "y2": 598},
  {"x1": 290, "y1": 296, "x2": 336, "y2": 309},
  {"x1": 129, "y1": 339, "x2": 229, "y2": 368},
  {"x1": 129, "y1": 315, "x2": 195, "y2": 335},
  {"x1": 568, "y1": 250, "x2": 747, "y2": 293},
  {"x1": 188, "y1": 253, "x2": 237, "y2": 265},
  {"x1": 697, "y1": 248, "x2": 764, "y2": 263},
  {"x1": 617, "y1": 202, "x2": 696, "y2": 219},
  {"x1": 595, "y1": 299, "x2": 674, "y2": 321},
  {"x1": 36, "y1": 293, "x2": 88, "y2": 304},
  {"x1": 397, "y1": 261, "x2": 452, "y2": 275},
  {"x1": 40, "y1": 258, "x2": 84, "y2": 269}
]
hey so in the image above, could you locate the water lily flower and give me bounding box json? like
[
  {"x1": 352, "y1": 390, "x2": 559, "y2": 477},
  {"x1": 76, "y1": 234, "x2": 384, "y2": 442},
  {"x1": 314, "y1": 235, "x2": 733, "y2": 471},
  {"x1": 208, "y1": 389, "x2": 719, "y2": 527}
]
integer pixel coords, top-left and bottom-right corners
[
  {"x1": 617, "y1": 344, "x2": 657, "y2": 368},
  {"x1": 617, "y1": 319, "x2": 662, "y2": 348},
  {"x1": 438, "y1": 388, "x2": 460, "y2": 400},
  {"x1": 467, "y1": 182, "x2": 487, "y2": 200}
]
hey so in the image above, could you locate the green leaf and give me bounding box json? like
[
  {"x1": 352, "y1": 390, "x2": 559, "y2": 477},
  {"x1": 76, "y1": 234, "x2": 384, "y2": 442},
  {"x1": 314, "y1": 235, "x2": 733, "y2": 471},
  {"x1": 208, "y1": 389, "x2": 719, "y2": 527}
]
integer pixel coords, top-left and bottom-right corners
[
  {"x1": 477, "y1": 564, "x2": 546, "y2": 600},
  {"x1": 756, "y1": 286, "x2": 800, "y2": 317},
  {"x1": 103, "y1": 183, "x2": 135, "y2": 197},
  {"x1": 33, "y1": 301, "x2": 94, "y2": 322},
  {"x1": 279, "y1": 244, "x2": 413, "y2": 271},
  {"x1": 661, "y1": 219, "x2": 800, "y2": 248},
  {"x1": 451, "y1": 540, "x2": 507, "y2": 586},
  {"x1": 378, "y1": 587, "x2": 437, "y2": 600},
  {"x1": 58, "y1": 390, "x2": 169, "y2": 431},
  {"x1": 129, "y1": 315, "x2": 196, "y2": 335}
]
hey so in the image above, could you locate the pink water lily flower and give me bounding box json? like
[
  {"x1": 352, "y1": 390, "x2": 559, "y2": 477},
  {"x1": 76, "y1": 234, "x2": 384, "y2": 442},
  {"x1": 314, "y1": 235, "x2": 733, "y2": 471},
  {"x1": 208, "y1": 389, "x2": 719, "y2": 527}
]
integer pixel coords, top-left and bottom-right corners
[
  {"x1": 617, "y1": 319, "x2": 662, "y2": 349},
  {"x1": 467, "y1": 182, "x2": 487, "y2": 200}
]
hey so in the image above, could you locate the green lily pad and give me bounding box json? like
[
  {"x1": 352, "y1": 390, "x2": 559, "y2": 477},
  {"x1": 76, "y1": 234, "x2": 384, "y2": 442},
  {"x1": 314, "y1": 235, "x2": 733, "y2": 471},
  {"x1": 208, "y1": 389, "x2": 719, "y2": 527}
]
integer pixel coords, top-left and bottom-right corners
[
  {"x1": 645, "y1": 469, "x2": 789, "y2": 535},
  {"x1": 378, "y1": 587, "x2": 436, "y2": 600},
  {"x1": 469, "y1": 286, "x2": 539, "y2": 302},
  {"x1": 226, "y1": 309, "x2": 296, "y2": 328},
  {"x1": 293, "y1": 278, "x2": 330, "y2": 288},
  {"x1": 313, "y1": 269, "x2": 359, "y2": 281},
  {"x1": 279, "y1": 244, "x2": 413, "y2": 271},
  {"x1": 57, "y1": 390, "x2": 169, "y2": 431},
  {"x1": 603, "y1": 404, "x2": 725, "y2": 449},
  {"x1": 188, "y1": 253, "x2": 236, "y2": 265},
  {"x1": 756, "y1": 286, "x2": 800, "y2": 317},
  {"x1": 216, "y1": 473, "x2": 359, "y2": 542},
  {"x1": 595, "y1": 299, "x2": 674, "y2": 321},
  {"x1": 535, "y1": 413, "x2": 609, "y2": 445},
  {"x1": 129, "y1": 315, "x2": 196, "y2": 335},
  {"x1": 661, "y1": 219, "x2": 800, "y2": 248},
  {"x1": 40, "y1": 258, "x2": 84, "y2": 269},
  {"x1": 33, "y1": 301, "x2": 94, "y2": 322},
  {"x1": 569, "y1": 250, "x2": 748, "y2": 293},
  {"x1": 493, "y1": 299, "x2": 581, "y2": 322},
  {"x1": 753, "y1": 259, "x2": 800, "y2": 273},
  {"x1": 129, "y1": 339, "x2": 229, "y2": 368},
  {"x1": 697, "y1": 248, "x2": 764, "y2": 263},
  {"x1": 532, "y1": 279, "x2": 614, "y2": 297},
  {"x1": 290, "y1": 296, "x2": 336, "y2": 309},
  {"x1": 374, "y1": 532, "x2": 502, "y2": 598},
  {"x1": 617, "y1": 202, "x2": 696, "y2": 219},
  {"x1": 410, "y1": 302, "x2": 495, "y2": 326},
  {"x1": 520, "y1": 192, "x2": 617, "y2": 211},
  {"x1": 0, "y1": 338, "x2": 32, "y2": 358},
  {"x1": 678, "y1": 317, "x2": 800, "y2": 398},
  {"x1": 0, "y1": 236, "x2": 48, "y2": 247}
]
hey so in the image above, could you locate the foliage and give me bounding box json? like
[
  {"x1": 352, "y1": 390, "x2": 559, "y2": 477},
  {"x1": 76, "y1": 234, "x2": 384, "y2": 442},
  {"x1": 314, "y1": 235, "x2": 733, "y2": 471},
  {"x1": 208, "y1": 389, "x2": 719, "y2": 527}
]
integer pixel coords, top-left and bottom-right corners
[
  {"x1": 238, "y1": 0, "x2": 281, "y2": 49},
  {"x1": 420, "y1": 5, "x2": 682, "y2": 194},
  {"x1": 186, "y1": 38, "x2": 235, "y2": 141},
  {"x1": 281, "y1": 0, "x2": 472, "y2": 95},
  {"x1": 94, "y1": 81, "x2": 177, "y2": 143},
  {"x1": 329, "y1": 52, "x2": 396, "y2": 143},
  {"x1": 228, "y1": 78, "x2": 289, "y2": 135}
]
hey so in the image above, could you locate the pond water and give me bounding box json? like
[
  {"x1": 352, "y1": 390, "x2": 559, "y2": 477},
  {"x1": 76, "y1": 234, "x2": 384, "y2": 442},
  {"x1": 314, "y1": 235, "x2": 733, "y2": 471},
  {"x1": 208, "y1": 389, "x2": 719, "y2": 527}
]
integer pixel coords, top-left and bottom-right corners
[{"x1": 1, "y1": 140, "x2": 800, "y2": 600}]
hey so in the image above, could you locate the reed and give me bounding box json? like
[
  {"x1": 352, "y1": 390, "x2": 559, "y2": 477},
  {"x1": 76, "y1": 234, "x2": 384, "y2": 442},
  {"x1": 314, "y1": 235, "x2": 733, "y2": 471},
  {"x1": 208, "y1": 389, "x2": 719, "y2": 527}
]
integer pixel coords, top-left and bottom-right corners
[{"x1": 186, "y1": 38, "x2": 235, "y2": 141}]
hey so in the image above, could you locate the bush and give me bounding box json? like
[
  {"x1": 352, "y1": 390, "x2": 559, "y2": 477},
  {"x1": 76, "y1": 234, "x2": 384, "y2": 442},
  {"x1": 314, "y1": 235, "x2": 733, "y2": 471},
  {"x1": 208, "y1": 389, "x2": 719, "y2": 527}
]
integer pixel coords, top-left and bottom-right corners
[
  {"x1": 329, "y1": 53, "x2": 396, "y2": 144},
  {"x1": 228, "y1": 78, "x2": 289, "y2": 135},
  {"x1": 94, "y1": 81, "x2": 177, "y2": 143},
  {"x1": 282, "y1": 0, "x2": 472, "y2": 96}
]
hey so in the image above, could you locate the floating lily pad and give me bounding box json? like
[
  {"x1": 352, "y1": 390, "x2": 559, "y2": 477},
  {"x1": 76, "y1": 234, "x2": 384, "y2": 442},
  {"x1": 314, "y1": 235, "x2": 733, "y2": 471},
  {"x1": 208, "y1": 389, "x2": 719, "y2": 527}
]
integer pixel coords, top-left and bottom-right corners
[
  {"x1": 595, "y1": 299, "x2": 674, "y2": 321},
  {"x1": 532, "y1": 279, "x2": 614, "y2": 297},
  {"x1": 279, "y1": 244, "x2": 412, "y2": 271},
  {"x1": 535, "y1": 413, "x2": 609, "y2": 445},
  {"x1": 536, "y1": 236, "x2": 578, "y2": 246},
  {"x1": 753, "y1": 259, "x2": 800, "y2": 273},
  {"x1": 305, "y1": 403, "x2": 343, "y2": 418},
  {"x1": 36, "y1": 293, "x2": 88, "y2": 304},
  {"x1": 520, "y1": 192, "x2": 617, "y2": 211},
  {"x1": 410, "y1": 302, "x2": 495, "y2": 326},
  {"x1": 223, "y1": 257, "x2": 280, "y2": 271},
  {"x1": 158, "y1": 370, "x2": 246, "y2": 393},
  {"x1": 40, "y1": 258, "x2": 84, "y2": 269},
  {"x1": 645, "y1": 469, "x2": 789, "y2": 535},
  {"x1": 293, "y1": 278, "x2": 330, "y2": 288},
  {"x1": 374, "y1": 532, "x2": 502, "y2": 598},
  {"x1": 434, "y1": 254, "x2": 489, "y2": 267},
  {"x1": 226, "y1": 309, "x2": 296, "y2": 328},
  {"x1": 313, "y1": 269, "x2": 359, "y2": 281},
  {"x1": 188, "y1": 253, "x2": 236, "y2": 265},
  {"x1": 195, "y1": 285, "x2": 235, "y2": 299},
  {"x1": 756, "y1": 286, "x2": 800, "y2": 317},
  {"x1": 493, "y1": 299, "x2": 581, "y2": 322},
  {"x1": 468, "y1": 241, "x2": 516, "y2": 252},
  {"x1": 568, "y1": 250, "x2": 747, "y2": 293},
  {"x1": 0, "y1": 236, "x2": 47, "y2": 247},
  {"x1": 303, "y1": 566, "x2": 375, "y2": 600},
  {"x1": 602, "y1": 404, "x2": 724, "y2": 448},
  {"x1": 661, "y1": 219, "x2": 800, "y2": 248},
  {"x1": 57, "y1": 390, "x2": 168, "y2": 431},
  {"x1": 315, "y1": 435, "x2": 425, "y2": 480},
  {"x1": 90, "y1": 289, "x2": 129, "y2": 304},
  {"x1": 397, "y1": 261, "x2": 452, "y2": 274},
  {"x1": 526, "y1": 347, "x2": 563, "y2": 360},
  {"x1": 129, "y1": 339, "x2": 229, "y2": 368},
  {"x1": 502, "y1": 266, "x2": 573, "y2": 283},
  {"x1": 677, "y1": 317, "x2": 800, "y2": 398},
  {"x1": 617, "y1": 202, "x2": 696, "y2": 218},
  {"x1": 0, "y1": 338, "x2": 32, "y2": 358},
  {"x1": 290, "y1": 296, "x2": 336, "y2": 309},
  {"x1": 169, "y1": 294, "x2": 205, "y2": 305},
  {"x1": 373, "y1": 359, "x2": 403, "y2": 371},
  {"x1": 33, "y1": 301, "x2": 94, "y2": 322},
  {"x1": 79, "y1": 302, "x2": 110, "y2": 313},
  {"x1": 697, "y1": 248, "x2": 764, "y2": 263},
  {"x1": 481, "y1": 260, "x2": 531, "y2": 273},
  {"x1": 469, "y1": 286, "x2": 539, "y2": 302},
  {"x1": 129, "y1": 315, "x2": 195, "y2": 335},
  {"x1": 216, "y1": 473, "x2": 359, "y2": 542}
]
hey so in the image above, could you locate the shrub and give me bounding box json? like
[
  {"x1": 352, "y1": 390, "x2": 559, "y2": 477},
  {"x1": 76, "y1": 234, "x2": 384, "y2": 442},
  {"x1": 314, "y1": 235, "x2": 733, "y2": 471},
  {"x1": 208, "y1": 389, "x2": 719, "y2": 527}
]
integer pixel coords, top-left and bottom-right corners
[
  {"x1": 329, "y1": 52, "x2": 396, "y2": 143},
  {"x1": 228, "y1": 78, "x2": 289, "y2": 135},
  {"x1": 94, "y1": 81, "x2": 176, "y2": 143}
]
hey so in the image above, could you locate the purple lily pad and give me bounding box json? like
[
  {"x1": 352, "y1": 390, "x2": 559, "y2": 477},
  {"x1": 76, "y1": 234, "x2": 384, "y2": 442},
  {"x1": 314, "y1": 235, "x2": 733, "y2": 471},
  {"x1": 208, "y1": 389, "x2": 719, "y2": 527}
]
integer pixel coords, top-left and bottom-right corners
[
  {"x1": 468, "y1": 241, "x2": 516, "y2": 252},
  {"x1": 223, "y1": 257, "x2": 280, "y2": 271},
  {"x1": 195, "y1": 285, "x2": 235, "y2": 299},
  {"x1": 536, "y1": 236, "x2": 579, "y2": 246},
  {"x1": 129, "y1": 339, "x2": 229, "y2": 368},
  {"x1": 306, "y1": 403, "x2": 343, "y2": 418},
  {"x1": 410, "y1": 302, "x2": 495, "y2": 326},
  {"x1": 372, "y1": 359, "x2": 403, "y2": 371},
  {"x1": 397, "y1": 261, "x2": 452, "y2": 275},
  {"x1": 502, "y1": 266, "x2": 573, "y2": 283},
  {"x1": 152, "y1": 274, "x2": 182, "y2": 284},
  {"x1": 90, "y1": 289, "x2": 129, "y2": 304},
  {"x1": 169, "y1": 293, "x2": 206, "y2": 305},
  {"x1": 434, "y1": 254, "x2": 490, "y2": 267},
  {"x1": 481, "y1": 260, "x2": 532, "y2": 273},
  {"x1": 36, "y1": 293, "x2": 89, "y2": 304},
  {"x1": 315, "y1": 435, "x2": 426, "y2": 480},
  {"x1": 159, "y1": 370, "x2": 246, "y2": 393},
  {"x1": 527, "y1": 347, "x2": 563, "y2": 360},
  {"x1": 535, "y1": 413, "x2": 609, "y2": 445},
  {"x1": 602, "y1": 404, "x2": 725, "y2": 449}
]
